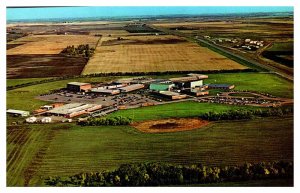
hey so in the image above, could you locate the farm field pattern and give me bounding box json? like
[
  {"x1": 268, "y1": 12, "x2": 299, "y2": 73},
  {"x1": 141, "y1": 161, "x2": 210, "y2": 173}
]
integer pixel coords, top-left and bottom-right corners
[{"x1": 82, "y1": 35, "x2": 247, "y2": 74}]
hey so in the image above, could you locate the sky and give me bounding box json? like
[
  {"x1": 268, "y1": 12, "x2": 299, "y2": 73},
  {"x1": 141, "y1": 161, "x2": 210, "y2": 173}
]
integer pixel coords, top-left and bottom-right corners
[{"x1": 7, "y1": 6, "x2": 293, "y2": 21}]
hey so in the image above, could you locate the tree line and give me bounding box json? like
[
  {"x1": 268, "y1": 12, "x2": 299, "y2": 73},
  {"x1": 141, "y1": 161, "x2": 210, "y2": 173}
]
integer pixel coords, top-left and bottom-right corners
[
  {"x1": 199, "y1": 106, "x2": 293, "y2": 121},
  {"x1": 44, "y1": 161, "x2": 293, "y2": 187},
  {"x1": 60, "y1": 44, "x2": 95, "y2": 58},
  {"x1": 78, "y1": 116, "x2": 132, "y2": 126}
]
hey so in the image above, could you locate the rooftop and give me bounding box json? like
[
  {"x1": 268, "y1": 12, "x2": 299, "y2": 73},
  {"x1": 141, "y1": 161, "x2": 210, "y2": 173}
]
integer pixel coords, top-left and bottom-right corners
[
  {"x1": 7, "y1": 109, "x2": 29, "y2": 114},
  {"x1": 48, "y1": 103, "x2": 101, "y2": 115},
  {"x1": 119, "y1": 84, "x2": 144, "y2": 92},
  {"x1": 169, "y1": 76, "x2": 204, "y2": 83},
  {"x1": 67, "y1": 82, "x2": 91, "y2": 86},
  {"x1": 91, "y1": 88, "x2": 120, "y2": 94},
  {"x1": 159, "y1": 91, "x2": 184, "y2": 96}
]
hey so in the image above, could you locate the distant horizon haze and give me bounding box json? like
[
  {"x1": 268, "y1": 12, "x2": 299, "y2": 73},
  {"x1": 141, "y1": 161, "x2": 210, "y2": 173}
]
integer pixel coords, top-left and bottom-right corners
[{"x1": 7, "y1": 6, "x2": 293, "y2": 21}]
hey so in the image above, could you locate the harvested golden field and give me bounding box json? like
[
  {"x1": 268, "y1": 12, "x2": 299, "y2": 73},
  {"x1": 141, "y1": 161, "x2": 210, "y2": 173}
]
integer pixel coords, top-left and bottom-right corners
[
  {"x1": 7, "y1": 35, "x2": 99, "y2": 55},
  {"x1": 82, "y1": 35, "x2": 247, "y2": 74}
]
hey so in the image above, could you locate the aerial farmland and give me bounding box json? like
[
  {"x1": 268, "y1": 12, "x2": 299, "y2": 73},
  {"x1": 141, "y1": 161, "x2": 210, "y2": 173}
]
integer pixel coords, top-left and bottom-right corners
[
  {"x1": 82, "y1": 34, "x2": 247, "y2": 74},
  {"x1": 6, "y1": 6, "x2": 294, "y2": 188}
]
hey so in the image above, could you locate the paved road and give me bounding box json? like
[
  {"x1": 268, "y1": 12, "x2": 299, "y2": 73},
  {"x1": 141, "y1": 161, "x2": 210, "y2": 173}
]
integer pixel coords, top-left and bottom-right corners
[{"x1": 150, "y1": 25, "x2": 293, "y2": 81}]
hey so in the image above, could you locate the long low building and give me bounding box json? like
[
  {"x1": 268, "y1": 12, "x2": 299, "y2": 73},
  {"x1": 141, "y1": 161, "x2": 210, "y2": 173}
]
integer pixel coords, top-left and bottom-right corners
[
  {"x1": 7, "y1": 109, "x2": 30, "y2": 117},
  {"x1": 47, "y1": 103, "x2": 102, "y2": 118},
  {"x1": 90, "y1": 88, "x2": 120, "y2": 95},
  {"x1": 119, "y1": 84, "x2": 145, "y2": 93},
  {"x1": 158, "y1": 91, "x2": 187, "y2": 100}
]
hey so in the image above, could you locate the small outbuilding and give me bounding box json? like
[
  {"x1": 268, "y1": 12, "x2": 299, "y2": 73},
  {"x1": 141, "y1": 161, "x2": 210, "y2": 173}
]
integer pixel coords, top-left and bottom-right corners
[
  {"x1": 26, "y1": 117, "x2": 37, "y2": 123},
  {"x1": 41, "y1": 117, "x2": 52, "y2": 123}
]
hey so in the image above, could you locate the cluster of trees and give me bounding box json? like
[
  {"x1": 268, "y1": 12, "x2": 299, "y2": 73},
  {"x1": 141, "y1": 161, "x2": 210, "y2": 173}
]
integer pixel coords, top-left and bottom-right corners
[
  {"x1": 199, "y1": 107, "x2": 293, "y2": 121},
  {"x1": 60, "y1": 44, "x2": 95, "y2": 58},
  {"x1": 44, "y1": 161, "x2": 293, "y2": 187},
  {"x1": 78, "y1": 116, "x2": 132, "y2": 126}
]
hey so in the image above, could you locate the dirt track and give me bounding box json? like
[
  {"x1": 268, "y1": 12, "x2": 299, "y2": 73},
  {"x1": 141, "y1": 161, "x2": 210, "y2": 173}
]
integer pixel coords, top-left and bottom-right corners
[{"x1": 131, "y1": 118, "x2": 210, "y2": 133}]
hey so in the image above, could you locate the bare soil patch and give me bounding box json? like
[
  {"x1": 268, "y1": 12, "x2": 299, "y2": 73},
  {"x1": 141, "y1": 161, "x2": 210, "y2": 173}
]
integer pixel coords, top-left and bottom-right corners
[
  {"x1": 131, "y1": 118, "x2": 210, "y2": 133},
  {"x1": 7, "y1": 54, "x2": 87, "y2": 78}
]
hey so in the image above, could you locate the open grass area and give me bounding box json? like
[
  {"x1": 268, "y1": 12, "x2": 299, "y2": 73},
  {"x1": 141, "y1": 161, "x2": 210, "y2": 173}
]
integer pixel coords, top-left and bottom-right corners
[
  {"x1": 206, "y1": 72, "x2": 293, "y2": 98},
  {"x1": 7, "y1": 77, "x2": 53, "y2": 87},
  {"x1": 7, "y1": 117, "x2": 293, "y2": 186},
  {"x1": 108, "y1": 101, "x2": 259, "y2": 122}
]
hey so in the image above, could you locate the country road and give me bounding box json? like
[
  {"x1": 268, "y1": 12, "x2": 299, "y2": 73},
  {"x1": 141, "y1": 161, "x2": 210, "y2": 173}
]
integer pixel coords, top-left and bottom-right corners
[{"x1": 150, "y1": 25, "x2": 293, "y2": 81}]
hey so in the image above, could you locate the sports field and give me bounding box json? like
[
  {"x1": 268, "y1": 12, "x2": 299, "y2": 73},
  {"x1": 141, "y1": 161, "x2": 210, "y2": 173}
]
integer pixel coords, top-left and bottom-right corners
[
  {"x1": 82, "y1": 35, "x2": 247, "y2": 74},
  {"x1": 7, "y1": 117, "x2": 293, "y2": 186}
]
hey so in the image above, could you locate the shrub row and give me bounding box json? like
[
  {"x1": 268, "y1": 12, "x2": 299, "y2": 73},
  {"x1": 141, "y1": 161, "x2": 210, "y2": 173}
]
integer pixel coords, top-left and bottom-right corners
[
  {"x1": 199, "y1": 106, "x2": 293, "y2": 121},
  {"x1": 78, "y1": 116, "x2": 132, "y2": 126},
  {"x1": 44, "y1": 161, "x2": 293, "y2": 187}
]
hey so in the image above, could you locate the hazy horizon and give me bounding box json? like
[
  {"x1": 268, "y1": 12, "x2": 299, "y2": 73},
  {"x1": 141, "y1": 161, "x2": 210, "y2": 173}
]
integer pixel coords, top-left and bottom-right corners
[{"x1": 7, "y1": 6, "x2": 293, "y2": 21}]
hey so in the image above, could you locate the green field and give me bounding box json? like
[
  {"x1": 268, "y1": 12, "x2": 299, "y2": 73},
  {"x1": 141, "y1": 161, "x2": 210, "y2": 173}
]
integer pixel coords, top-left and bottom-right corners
[
  {"x1": 7, "y1": 117, "x2": 293, "y2": 186},
  {"x1": 206, "y1": 72, "x2": 293, "y2": 98},
  {"x1": 7, "y1": 77, "x2": 53, "y2": 87},
  {"x1": 108, "y1": 101, "x2": 259, "y2": 122},
  {"x1": 268, "y1": 42, "x2": 293, "y2": 52}
]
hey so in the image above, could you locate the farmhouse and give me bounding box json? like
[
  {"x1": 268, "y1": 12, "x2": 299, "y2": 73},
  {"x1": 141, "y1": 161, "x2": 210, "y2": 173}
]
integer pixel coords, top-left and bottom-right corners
[
  {"x1": 7, "y1": 109, "x2": 30, "y2": 117},
  {"x1": 67, "y1": 82, "x2": 92, "y2": 92},
  {"x1": 150, "y1": 80, "x2": 174, "y2": 91},
  {"x1": 47, "y1": 103, "x2": 102, "y2": 118},
  {"x1": 208, "y1": 84, "x2": 235, "y2": 90}
]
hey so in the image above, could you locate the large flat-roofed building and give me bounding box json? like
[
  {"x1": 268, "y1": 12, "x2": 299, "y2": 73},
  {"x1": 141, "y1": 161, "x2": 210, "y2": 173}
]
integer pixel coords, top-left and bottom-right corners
[
  {"x1": 170, "y1": 77, "x2": 203, "y2": 89},
  {"x1": 182, "y1": 89, "x2": 209, "y2": 96},
  {"x1": 150, "y1": 81, "x2": 174, "y2": 91},
  {"x1": 7, "y1": 109, "x2": 30, "y2": 117},
  {"x1": 47, "y1": 103, "x2": 102, "y2": 118},
  {"x1": 90, "y1": 88, "x2": 120, "y2": 95},
  {"x1": 170, "y1": 75, "x2": 208, "y2": 89},
  {"x1": 67, "y1": 82, "x2": 92, "y2": 92},
  {"x1": 187, "y1": 73, "x2": 209, "y2": 79},
  {"x1": 158, "y1": 91, "x2": 187, "y2": 100},
  {"x1": 119, "y1": 84, "x2": 145, "y2": 93}
]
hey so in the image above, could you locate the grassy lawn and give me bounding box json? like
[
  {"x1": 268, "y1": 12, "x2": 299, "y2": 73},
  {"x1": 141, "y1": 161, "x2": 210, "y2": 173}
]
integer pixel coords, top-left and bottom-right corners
[
  {"x1": 268, "y1": 42, "x2": 293, "y2": 52},
  {"x1": 205, "y1": 72, "x2": 293, "y2": 98},
  {"x1": 108, "y1": 101, "x2": 260, "y2": 122},
  {"x1": 7, "y1": 77, "x2": 54, "y2": 87},
  {"x1": 7, "y1": 117, "x2": 293, "y2": 186}
]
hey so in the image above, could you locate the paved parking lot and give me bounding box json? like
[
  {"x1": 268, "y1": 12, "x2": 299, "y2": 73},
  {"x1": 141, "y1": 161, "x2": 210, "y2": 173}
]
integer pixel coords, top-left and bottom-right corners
[{"x1": 36, "y1": 90, "x2": 158, "y2": 108}]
